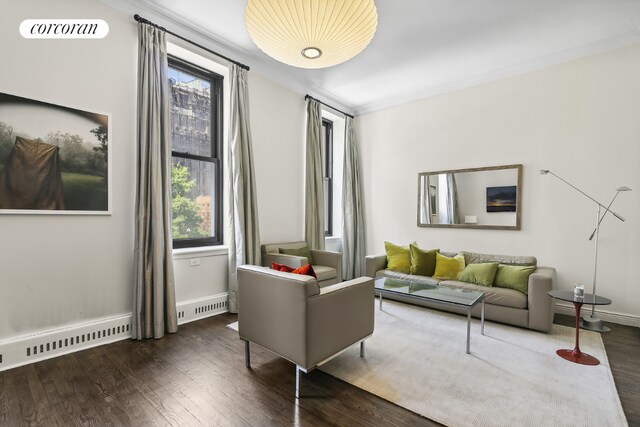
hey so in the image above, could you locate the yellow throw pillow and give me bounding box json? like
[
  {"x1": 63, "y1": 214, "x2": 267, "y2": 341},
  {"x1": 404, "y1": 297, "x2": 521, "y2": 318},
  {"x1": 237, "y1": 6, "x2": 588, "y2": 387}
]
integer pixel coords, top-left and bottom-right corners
[
  {"x1": 384, "y1": 241, "x2": 415, "y2": 274},
  {"x1": 433, "y1": 253, "x2": 466, "y2": 280}
]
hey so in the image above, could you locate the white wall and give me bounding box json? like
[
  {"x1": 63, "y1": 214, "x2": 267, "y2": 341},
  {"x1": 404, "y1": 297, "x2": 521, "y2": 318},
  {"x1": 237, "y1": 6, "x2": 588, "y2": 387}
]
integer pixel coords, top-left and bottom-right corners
[
  {"x1": 357, "y1": 43, "x2": 640, "y2": 321},
  {"x1": 0, "y1": 0, "x2": 308, "y2": 340},
  {"x1": 0, "y1": 0, "x2": 137, "y2": 338}
]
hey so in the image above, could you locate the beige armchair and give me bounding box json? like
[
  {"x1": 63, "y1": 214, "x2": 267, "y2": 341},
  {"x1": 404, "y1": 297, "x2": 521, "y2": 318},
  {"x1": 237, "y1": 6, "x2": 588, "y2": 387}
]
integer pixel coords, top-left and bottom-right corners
[
  {"x1": 237, "y1": 265, "x2": 374, "y2": 398},
  {"x1": 261, "y1": 241, "x2": 342, "y2": 287}
]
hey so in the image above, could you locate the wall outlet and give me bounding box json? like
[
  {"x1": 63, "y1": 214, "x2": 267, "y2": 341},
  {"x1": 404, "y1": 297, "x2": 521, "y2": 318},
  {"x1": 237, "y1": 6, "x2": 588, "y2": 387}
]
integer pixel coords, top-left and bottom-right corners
[
  {"x1": 189, "y1": 258, "x2": 201, "y2": 266},
  {"x1": 464, "y1": 215, "x2": 478, "y2": 224}
]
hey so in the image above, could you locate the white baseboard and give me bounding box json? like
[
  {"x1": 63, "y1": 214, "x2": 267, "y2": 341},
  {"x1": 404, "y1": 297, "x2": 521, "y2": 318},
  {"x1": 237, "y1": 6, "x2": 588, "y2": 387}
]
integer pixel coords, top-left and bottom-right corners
[
  {"x1": 176, "y1": 292, "x2": 229, "y2": 325},
  {"x1": 0, "y1": 314, "x2": 133, "y2": 372},
  {"x1": 555, "y1": 303, "x2": 640, "y2": 328},
  {"x1": 0, "y1": 293, "x2": 228, "y2": 372}
]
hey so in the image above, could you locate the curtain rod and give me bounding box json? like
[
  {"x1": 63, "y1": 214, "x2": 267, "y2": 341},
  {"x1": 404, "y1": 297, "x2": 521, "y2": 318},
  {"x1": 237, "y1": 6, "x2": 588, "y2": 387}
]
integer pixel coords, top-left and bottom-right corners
[
  {"x1": 133, "y1": 14, "x2": 250, "y2": 71},
  {"x1": 305, "y1": 95, "x2": 354, "y2": 119}
]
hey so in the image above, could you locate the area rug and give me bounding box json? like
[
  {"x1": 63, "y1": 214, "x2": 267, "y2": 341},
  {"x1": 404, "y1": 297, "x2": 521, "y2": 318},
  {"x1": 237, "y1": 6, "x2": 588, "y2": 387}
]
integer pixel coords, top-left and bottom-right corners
[{"x1": 319, "y1": 299, "x2": 627, "y2": 427}]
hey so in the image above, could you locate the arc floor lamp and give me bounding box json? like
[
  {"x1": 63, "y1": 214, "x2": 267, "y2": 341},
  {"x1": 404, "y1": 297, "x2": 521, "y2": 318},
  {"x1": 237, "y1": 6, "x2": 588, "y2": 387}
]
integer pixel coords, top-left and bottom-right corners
[{"x1": 540, "y1": 170, "x2": 631, "y2": 332}]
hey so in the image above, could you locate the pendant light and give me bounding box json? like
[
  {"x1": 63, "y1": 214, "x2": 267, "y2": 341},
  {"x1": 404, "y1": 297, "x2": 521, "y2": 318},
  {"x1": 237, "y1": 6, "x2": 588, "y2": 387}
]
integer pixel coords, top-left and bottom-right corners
[{"x1": 245, "y1": 0, "x2": 378, "y2": 69}]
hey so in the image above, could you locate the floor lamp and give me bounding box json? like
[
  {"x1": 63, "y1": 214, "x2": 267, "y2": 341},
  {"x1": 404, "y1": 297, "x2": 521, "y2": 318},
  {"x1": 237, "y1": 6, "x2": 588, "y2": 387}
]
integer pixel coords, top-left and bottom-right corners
[{"x1": 540, "y1": 170, "x2": 631, "y2": 332}]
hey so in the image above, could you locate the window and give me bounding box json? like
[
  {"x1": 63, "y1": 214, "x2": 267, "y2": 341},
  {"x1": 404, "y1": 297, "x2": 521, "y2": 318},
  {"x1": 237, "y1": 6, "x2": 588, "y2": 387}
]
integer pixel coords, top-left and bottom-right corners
[
  {"x1": 168, "y1": 56, "x2": 223, "y2": 248},
  {"x1": 322, "y1": 119, "x2": 334, "y2": 236}
]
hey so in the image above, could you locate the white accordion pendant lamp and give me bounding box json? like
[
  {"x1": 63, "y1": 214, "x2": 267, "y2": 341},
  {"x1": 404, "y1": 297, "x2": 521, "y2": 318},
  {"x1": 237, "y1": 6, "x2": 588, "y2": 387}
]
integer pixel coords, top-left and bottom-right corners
[{"x1": 245, "y1": 0, "x2": 378, "y2": 69}]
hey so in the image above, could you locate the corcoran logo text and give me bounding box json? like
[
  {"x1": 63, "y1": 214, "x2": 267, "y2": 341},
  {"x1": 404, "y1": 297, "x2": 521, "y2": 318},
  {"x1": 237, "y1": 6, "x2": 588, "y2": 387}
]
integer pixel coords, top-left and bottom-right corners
[{"x1": 20, "y1": 19, "x2": 109, "y2": 39}]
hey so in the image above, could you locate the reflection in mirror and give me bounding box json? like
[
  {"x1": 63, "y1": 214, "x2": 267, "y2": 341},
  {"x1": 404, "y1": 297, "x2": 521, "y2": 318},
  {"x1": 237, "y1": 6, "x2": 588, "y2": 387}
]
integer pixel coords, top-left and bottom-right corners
[{"x1": 418, "y1": 164, "x2": 522, "y2": 230}]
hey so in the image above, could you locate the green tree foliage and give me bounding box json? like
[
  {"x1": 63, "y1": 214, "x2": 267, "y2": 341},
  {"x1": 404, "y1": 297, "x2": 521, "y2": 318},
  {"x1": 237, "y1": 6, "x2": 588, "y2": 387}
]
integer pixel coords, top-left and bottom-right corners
[
  {"x1": 45, "y1": 131, "x2": 107, "y2": 177},
  {"x1": 90, "y1": 125, "x2": 108, "y2": 177},
  {"x1": 171, "y1": 162, "x2": 207, "y2": 239},
  {"x1": 0, "y1": 122, "x2": 108, "y2": 178},
  {"x1": 0, "y1": 122, "x2": 14, "y2": 172}
]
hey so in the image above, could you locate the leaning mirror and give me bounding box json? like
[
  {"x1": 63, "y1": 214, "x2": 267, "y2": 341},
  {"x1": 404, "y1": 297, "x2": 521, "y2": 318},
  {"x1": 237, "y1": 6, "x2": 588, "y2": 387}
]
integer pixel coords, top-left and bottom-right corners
[{"x1": 418, "y1": 164, "x2": 522, "y2": 230}]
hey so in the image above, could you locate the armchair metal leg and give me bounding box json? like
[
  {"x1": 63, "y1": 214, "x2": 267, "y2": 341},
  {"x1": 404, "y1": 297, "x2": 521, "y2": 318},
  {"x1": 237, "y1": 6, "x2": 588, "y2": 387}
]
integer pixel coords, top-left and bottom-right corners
[
  {"x1": 295, "y1": 366, "x2": 302, "y2": 399},
  {"x1": 360, "y1": 341, "x2": 365, "y2": 357},
  {"x1": 245, "y1": 340, "x2": 251, "y2": 368}
]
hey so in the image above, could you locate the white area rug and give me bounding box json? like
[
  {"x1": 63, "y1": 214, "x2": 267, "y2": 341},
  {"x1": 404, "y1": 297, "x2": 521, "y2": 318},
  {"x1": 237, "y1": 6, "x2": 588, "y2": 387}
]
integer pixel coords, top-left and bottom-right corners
[{"x1": 319, "y1": 299, "x2": 627, "y2": 427}]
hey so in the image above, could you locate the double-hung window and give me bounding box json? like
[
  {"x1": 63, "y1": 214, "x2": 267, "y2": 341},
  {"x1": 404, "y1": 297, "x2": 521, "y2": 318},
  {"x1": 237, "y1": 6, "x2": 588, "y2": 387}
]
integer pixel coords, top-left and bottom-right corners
[
  {"x1": 168, "y1": 56, "x2": 223, "y2": 248},
  {"x1": 322, "y1": 118, "x2": 334, "y2": 236}
]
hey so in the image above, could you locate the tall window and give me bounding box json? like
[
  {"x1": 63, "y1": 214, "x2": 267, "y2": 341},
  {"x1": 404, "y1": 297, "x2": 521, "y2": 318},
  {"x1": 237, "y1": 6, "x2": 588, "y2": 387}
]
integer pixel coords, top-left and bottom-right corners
[
  {"x1": 168, "y1": 56, "x2": 223, "y2": 248},
  {"x1": 322, "y1": 119, "x2": 334, "y2": 236}
]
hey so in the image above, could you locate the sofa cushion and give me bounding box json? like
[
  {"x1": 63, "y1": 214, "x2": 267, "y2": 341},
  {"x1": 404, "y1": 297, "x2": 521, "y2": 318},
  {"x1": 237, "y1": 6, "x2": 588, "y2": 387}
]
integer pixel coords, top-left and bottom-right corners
[
  {"x1": 458, "y1": 262, "x2": 499, "y2": 287},
  {"x1": 409, "y1": 244, "x2": 439, "y2": 276},
  {"x1": 384, "y1": 241, "x2": 413, "y2": 274},
  {"x1": 312, "y1": 265, "x2": 337, "y2": 282},
  {"x1": 376, "y1": 269, "x2": 442, "y2": 286},
  {"x1": 440, "y1": 280, "x2": 527, "y2": 309},
  {"x1": 461, "y1": 251, "x2": 536, "y2": 267},
  {"x1": 494, "y1": 264, "x2": 536, "y2": 295},
  {"x1": 433, "y1": 253, "x2": 465, "y2": 280}
]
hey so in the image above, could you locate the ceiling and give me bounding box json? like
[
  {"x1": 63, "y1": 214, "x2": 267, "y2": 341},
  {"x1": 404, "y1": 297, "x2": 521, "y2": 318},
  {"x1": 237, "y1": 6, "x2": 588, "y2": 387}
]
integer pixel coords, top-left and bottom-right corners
[{"x1": 118, "y1": 0, "x2": 640, "y2": 115}]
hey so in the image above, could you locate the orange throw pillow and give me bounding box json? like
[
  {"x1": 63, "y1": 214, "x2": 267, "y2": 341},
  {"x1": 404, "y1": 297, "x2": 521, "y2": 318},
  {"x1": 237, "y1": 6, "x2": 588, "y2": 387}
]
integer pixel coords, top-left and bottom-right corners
[
  {"x1": 271, "y1": 262, "x2": 294, "y2": 272},
  {"x1": 271, "y1": 262, "x2": 317, "y2": 279}
]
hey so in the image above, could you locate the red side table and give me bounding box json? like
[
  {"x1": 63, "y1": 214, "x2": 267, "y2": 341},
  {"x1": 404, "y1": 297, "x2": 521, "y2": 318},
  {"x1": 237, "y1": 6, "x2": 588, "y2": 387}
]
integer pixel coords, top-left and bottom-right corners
[{"x1": 548, "y1": 290, "x2": 612, "y2": 366}]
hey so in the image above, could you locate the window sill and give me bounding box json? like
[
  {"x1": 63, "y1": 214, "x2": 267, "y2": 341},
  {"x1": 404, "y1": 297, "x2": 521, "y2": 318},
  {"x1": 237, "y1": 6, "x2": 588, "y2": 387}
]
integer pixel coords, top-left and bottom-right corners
[
  {"x1": 325, "y1": 236, "x2": 342, "y2": 242},
  {"x1": 173, "y1": 245, "x2": 228, "y2": 260}
]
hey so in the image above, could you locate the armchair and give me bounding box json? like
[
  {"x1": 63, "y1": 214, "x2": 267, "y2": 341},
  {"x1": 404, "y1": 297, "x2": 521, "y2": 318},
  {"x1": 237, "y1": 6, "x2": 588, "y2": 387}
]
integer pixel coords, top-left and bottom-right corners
[
  {"x1": 261, "y1": 241, "x2": 342, "y2": 286},
  {"x1": 237, "y1": 265, "x2": 374, "y2": 398}
]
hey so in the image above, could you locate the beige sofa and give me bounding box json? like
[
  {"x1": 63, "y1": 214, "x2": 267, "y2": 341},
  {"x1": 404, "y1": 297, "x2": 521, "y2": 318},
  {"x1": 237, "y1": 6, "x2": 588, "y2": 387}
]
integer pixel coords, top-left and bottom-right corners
[
  {"x1": 237, "y1": 264, "x2": 374, "y2": 398},
  {"x1": 261, "y1": 241, "x2": 342, "y2": 287},
  {"x1": 365, "y1": 251, "x2": 556, "y2": 332}
]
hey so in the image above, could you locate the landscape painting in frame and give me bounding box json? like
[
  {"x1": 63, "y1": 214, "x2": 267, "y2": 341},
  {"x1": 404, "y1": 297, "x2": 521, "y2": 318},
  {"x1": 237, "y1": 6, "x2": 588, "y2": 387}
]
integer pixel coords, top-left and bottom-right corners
[
  {"x1": 0, "y1": 92, "x2": 110, "y2": 214},
  {"x1": 486, "y1": 185, "x2": 517, "y2": 212}
]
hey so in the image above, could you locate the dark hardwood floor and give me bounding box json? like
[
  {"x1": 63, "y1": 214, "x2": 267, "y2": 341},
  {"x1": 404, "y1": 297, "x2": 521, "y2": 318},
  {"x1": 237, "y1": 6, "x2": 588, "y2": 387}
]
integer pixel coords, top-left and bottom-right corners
[{"x1": 0, "y1": 311, "x2": 637, "y2": 426}]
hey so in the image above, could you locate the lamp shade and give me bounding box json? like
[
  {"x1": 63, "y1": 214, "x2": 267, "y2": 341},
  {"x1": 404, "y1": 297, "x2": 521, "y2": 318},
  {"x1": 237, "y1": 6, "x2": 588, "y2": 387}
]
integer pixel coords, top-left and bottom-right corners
[{"x1": 245, "y1": 0, "x2": 378, "y2": 69}]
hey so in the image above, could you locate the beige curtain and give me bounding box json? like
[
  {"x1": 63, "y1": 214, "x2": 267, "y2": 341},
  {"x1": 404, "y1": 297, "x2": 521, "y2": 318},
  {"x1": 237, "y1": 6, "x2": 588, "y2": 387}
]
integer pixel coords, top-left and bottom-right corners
[
  {"x1": 227, "y1": 64, "x2": 261, "y2": 313},
  {"x1": 445, "y1": 173, "x2": 461, "y2": 224},
  {"x1": 341, "y1": 117, "x2": 365, "y2": 279},
  {"x1": 132, "y1": 23, "x2": 178, "y2": 339},
  {"x1": 305, "y1": 99, "x2": 325, "y2": 250}
]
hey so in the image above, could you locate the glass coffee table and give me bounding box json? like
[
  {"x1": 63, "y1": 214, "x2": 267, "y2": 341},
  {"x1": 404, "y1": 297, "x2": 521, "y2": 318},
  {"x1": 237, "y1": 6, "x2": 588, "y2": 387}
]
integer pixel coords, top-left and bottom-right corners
[{"x1": 374, "y1": 277, "x2": 485, "y2": 354}]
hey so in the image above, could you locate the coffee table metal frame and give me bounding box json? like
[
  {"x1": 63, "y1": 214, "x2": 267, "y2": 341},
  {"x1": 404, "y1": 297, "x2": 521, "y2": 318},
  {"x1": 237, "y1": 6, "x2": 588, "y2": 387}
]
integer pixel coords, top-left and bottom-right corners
[{"x1": 375, "y1": 277, "x2": 485, "y2": 354}]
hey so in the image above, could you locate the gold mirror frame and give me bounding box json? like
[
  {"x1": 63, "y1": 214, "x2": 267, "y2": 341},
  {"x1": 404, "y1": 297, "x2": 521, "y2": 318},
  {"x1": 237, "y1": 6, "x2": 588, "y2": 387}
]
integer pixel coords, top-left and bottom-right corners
[{"x1": 417, "y1": 164, "x2": 523, "y2": 230}]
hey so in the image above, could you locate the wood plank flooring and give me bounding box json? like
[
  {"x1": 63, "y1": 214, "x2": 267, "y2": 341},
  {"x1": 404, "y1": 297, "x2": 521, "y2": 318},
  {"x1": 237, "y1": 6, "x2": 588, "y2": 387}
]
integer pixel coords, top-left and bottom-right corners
[{"x1": 0, "y1": 311, "x2": 637, "y2": 426}]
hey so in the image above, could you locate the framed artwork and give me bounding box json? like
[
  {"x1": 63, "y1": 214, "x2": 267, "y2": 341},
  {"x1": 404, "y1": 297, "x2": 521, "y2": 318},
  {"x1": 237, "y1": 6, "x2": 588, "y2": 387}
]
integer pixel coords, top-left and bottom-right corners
[
  {"x1": 486, "y1": 185, "x2": 517, "y2": 212},
  {"x1": 0, "y1": 92, "x2": 111, "y2": 214}
]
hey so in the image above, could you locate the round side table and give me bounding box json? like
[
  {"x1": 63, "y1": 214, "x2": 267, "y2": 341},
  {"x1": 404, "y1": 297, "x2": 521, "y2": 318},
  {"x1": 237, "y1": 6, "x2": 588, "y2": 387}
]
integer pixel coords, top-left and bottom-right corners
[{"x1": 548, "y1": 290, "x2": 612, "y2": 366}]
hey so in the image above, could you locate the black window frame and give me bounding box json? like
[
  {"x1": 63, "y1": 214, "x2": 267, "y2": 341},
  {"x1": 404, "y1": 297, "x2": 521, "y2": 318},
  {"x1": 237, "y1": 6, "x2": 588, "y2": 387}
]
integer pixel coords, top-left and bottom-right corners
[
  {"x1": 168, "y1": 55, "x2": 224, "y2": 249},
  {"x1": 322, "y1": 118, "x2": 334, "y2": 237}
]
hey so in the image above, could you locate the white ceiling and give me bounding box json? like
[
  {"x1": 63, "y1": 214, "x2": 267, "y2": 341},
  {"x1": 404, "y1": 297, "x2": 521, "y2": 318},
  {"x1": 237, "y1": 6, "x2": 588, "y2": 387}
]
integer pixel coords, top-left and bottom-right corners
[{"x1": 116, "y1": 0, "x2": 640, "y2": 115}]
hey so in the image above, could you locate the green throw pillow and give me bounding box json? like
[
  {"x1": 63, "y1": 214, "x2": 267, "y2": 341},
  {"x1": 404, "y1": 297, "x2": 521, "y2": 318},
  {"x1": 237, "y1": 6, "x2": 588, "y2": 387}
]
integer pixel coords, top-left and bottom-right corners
[
  {"x1": 493, "y1": 264, "x2": 536, "y2": 294},
  {"x1": 409, "y1": 244, "x2": 440, "y2": 276},
  {"x1": 280, "y1": 246, "x2": 313, "y2": 264},
  {"x1": 433, "y1": 253, "x2": 466, "y2": 280},
  {"x1": 384, "y1": 241, "x2": 414, "y2": 274},
  {"x1": 458, "y1": 262, "x2": 499, "y2": 287}
]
